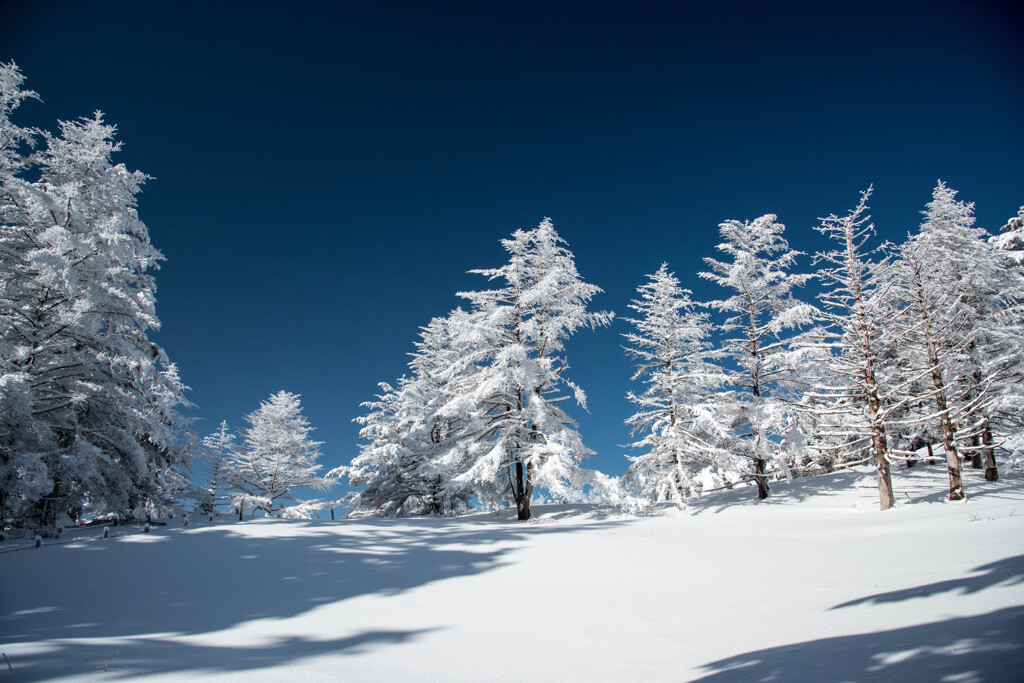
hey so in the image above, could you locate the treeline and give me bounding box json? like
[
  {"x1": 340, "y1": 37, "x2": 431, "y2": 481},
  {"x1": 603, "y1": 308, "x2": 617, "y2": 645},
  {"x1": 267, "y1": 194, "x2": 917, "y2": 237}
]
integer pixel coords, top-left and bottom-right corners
[
  {"x1": 3, "y1": 62, "x2": 1022, "y2": 530},
  {"x1": 342, "y1": 189, "x2": 1024, "y2": 519}
]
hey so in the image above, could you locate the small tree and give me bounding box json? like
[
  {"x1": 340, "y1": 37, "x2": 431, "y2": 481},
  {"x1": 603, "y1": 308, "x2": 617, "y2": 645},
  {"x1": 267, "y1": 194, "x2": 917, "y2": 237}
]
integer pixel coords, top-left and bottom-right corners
[
  {"x1": 227, "y1": 391, "x2": 332, "y2": 515},
  {"x1": 196, "y1": 420, "x2": 234, "y2": 515}
]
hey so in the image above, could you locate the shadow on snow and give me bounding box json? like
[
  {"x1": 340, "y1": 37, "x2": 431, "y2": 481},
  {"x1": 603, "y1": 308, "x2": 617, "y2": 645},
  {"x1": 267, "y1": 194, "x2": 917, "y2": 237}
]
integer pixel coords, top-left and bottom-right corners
[
  {"x1": 0, "y1": 512, "x2": 630, "y2": 679},
  {"x1": 831, "y1": 554, "x2": 1024, "y2": 609},
  {"x1": 693, "y1": 606, "x2": 1024, "y2": 682}
]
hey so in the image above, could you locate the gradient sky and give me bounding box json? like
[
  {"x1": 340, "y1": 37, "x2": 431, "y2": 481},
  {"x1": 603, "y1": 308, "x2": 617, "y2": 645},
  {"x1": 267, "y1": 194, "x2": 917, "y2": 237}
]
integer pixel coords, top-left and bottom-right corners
[{"x1": 3, "y1": 1, "x2": 1022, "y2": 492}]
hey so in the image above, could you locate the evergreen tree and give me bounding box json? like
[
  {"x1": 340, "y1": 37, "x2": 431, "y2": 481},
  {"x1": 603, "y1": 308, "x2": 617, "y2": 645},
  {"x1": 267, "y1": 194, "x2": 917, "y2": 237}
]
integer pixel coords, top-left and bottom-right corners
[
  {"x1": 807, "y1": 188, "x2": 899, "y2": 509},
  {"x1": 621, "y1": 264, "x2": 737, "y2": 505},
  {"x1": 0, "y1": 63, "x2": 190, "y2": 528},
  {"x1": 454, "y1": 219, "x2": 613, "y2": 520},
  {"x1": 227, "y1": 391, "x2": 332, "y2": 516},
  {"x1": 700, "y1": 214, "x2": 815, "y2": 499},
  {"x1": 196, "y1": 420, "x2": 234, "y2": 515}
]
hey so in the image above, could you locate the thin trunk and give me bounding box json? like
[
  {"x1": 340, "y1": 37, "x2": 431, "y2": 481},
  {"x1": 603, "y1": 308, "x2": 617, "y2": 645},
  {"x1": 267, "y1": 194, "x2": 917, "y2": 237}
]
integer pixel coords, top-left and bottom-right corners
[
  {"x1": 969, "y1": 433, "x2": 983, "y2": 469},
  {"x1": 872, "y1": 426, "x2": 894, "y2": 510}
]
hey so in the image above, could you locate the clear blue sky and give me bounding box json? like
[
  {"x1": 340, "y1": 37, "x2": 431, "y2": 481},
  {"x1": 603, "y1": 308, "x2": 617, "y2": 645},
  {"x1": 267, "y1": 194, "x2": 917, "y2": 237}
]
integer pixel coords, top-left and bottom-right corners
[{"x1": 3, "y1": 1, "x2": 1022, "y2": 488}]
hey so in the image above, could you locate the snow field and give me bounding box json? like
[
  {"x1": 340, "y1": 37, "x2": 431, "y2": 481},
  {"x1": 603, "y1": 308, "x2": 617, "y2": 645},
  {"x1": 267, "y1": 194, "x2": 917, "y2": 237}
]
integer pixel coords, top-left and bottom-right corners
[{"x1": 1, "y1": 464, "x2": 1021, "y2": 681}]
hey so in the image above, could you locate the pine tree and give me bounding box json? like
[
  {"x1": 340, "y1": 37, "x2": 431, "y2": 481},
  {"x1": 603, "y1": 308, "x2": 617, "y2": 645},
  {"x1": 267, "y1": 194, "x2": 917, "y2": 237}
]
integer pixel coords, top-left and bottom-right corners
[
  {"x1": 886, "y1": 182, "x2": 1013, "y2": 498},
  {"x1": 807, "y1": 188, "x2": 899, "y2": 510},
  {"x1": 621, "y1": 264, "x2": 737, "y2": 505},
  {"x1": 344, "y1": 309, "x2": 483, "y2": 516},
  {"x1": 700, "y1": 214, "x2": 815, "y2": 499},
  {"x1": 0, "y1": 64, "x2": 190, "y2": 528},
  {"x1": 455, "y1": 219, "x2": 613, "y2": 520},
  {"x1": 227, "y1": 391, "x2": 332, "y2": 515},
  {"x1": 197, "y1": 420, "x2": 234, "y2": 515}
]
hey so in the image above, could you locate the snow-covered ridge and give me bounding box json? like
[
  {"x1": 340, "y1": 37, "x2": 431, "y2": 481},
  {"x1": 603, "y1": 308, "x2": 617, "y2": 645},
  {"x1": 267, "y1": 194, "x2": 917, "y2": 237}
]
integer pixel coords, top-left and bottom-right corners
[{"x1": 1, "y1": 465, "x2": 1021, "y2": 681}]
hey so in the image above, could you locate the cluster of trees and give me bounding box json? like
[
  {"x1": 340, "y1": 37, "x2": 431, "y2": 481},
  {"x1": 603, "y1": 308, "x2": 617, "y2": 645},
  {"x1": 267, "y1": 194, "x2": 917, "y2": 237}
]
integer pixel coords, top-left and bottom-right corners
[
  {"x1": 348, "y1": 189, "x2": 1024, "y2": 517},
  {"x1": 0, "y1": 63, "x2": 191, "y2": 528},
  {"x1": 4, "y1": 62, "x2": 1020, "y2": 527},
  {"x1": 0, "y1": 65, "x2": 337, "y2": 531}
]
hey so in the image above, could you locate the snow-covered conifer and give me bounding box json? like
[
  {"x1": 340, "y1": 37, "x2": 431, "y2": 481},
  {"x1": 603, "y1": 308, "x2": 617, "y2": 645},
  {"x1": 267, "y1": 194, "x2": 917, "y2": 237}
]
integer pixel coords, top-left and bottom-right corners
[
  {"x1": 700, "y1": 214, "x2": 815, "y2": 499},
  {"x1": 621, "y1": 264, "x2": 737, "y2": 505},
  {"x1": 344, "y1": 309, "x2": 483, "y2": 516},
  {"x1": 806, "y1": 188, "x2": 901, "y2": 509},
  {"x1": 990, "y1": 206, "x2": 1024, "y2": 263},
  {"x1": 0, "y1": 64, "x2": 190, "y2": 528},
  {"x1": 455, "y1": 219, "x2": 613, "y2": 520},
  {"x1": 226, "y1": 391, "x2": 332, "y2": 515},
  {"x1": 196, "y1": 420, "x2": 234, "y2": 515},
  {"x1": 886, "y1": 183, "x2": 1017, "y2": 497}
]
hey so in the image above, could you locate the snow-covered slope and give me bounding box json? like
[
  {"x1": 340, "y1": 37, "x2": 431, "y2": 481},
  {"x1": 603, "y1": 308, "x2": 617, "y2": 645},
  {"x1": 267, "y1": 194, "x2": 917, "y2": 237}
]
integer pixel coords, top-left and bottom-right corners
[{"x1": 1, "y1": 465, "x2": 1022, "y2": 682}]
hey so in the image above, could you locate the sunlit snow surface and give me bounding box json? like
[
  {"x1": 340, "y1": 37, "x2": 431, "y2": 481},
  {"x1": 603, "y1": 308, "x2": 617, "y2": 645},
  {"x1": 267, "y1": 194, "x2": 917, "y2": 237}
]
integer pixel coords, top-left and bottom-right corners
[{"x1": 1, "y1": 465, "x2": 1022, "y2": 681}]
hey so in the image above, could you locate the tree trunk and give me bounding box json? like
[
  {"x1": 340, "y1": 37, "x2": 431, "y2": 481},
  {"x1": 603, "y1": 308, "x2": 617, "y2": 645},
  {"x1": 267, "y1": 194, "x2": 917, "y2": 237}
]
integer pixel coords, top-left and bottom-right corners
[
  {"x1": 755, "y1": 457, "x2": 769, "y2": 499},
  {"x1": 514, "y1": 459, "x2": 533, "y2": 520},
  {"x1": 873, "y1": 427, "x2": 894, "y2": 511},
  {"x1": 939, "y1": 420, "x2": 964, "y2": 501},
  {"x1": 970, "y1": 433, "x2": 983, "y2": 469},
  {"x1": 982, "y1": 425, "x2": 999, "y2": 482}
]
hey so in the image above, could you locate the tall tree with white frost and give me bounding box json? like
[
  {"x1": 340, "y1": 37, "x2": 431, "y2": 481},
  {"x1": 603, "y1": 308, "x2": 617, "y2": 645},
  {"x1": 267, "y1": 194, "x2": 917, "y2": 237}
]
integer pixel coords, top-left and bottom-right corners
[
  {"x1": 455, "y1": 219, "x2": 613, "y2": 520},
  {"x1": 621, "y1": 264, "x2": 737, "y2": 505},
  {"x1": 700, "y1": 214, "x2": 815, "y2": 499},
  {"x1": 887, "y1": 182, "x2": 1015, "y2": 498},
  {"x1": 0, "y1": 63, "x2": 190, "y2": 528},
  {"x1": 807, "y1": 188, "x2": 899, "y2": 510},
  {"x1": 227, "y1": 391, "x2": 332, "y2": 516}
]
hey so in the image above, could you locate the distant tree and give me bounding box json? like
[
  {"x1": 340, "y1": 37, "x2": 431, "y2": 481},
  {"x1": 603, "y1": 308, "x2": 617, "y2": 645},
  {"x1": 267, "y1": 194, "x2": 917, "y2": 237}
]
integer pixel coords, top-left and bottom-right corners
[
  {"x1": 700, "y1": 214, "x2": 815, "y2": 499},
  {"x1": 0, "y1": 62, "x2": 190, "y2": 529},
  {"x1": 227, "y1": 391, "x2": 332, "y2": 516},
  {"x1": 196, "y1": 420, "x2": 234, "y2": 515},
  {"x1": 621, "y1": 264, "x2": 738, "y2": 505},
  {"x1": 454, "y1": 219, "x2": 613, "y2": 520},
  {"x1": 991, "y1": 206, "x2": 1024, "y2": 263}
]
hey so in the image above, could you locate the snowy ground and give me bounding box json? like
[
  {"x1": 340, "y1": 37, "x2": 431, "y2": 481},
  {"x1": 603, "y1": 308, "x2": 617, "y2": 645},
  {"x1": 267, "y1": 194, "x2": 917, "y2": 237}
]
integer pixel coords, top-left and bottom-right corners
[{"x1": 1, "y1": 464, "x2": 1022, "y2": 682}]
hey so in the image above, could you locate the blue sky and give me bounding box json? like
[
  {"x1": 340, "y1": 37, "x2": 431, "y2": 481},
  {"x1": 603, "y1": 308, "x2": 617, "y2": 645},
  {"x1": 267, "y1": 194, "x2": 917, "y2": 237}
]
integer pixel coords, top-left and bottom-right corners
[{"x1": 3, "y1": 1, "x2": 1022, "y2": 488}]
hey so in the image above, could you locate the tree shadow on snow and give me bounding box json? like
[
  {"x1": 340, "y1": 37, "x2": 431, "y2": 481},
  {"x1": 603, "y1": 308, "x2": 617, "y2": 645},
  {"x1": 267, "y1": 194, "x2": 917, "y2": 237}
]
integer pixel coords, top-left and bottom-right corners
[
  {"x1": 692, "y1": 606, "x2": 1024, "y2": 682},
  {"x1": 0, "y1": 515, "x2": 630, "y2": 679},
  {"x1": 831, "y1": 554, "x2": 1024, "y2": 609},
  {"x1": 686, "y1": 471, "x2": 869, "y2": 515}
]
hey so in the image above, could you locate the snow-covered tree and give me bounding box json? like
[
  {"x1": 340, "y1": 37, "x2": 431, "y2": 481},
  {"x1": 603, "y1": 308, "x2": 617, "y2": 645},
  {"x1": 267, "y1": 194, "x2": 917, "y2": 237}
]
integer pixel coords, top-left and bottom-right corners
[
  {"x1": 343, "y1": 309, "x2": 483, "y2": 516},
  {"x1": 227, "y1": 391, "x2": 332, "y2": 515},
  {"x1": 806, "y1": 188, "x2": 900, "y2": 509},
  {"x1": 0, "y1": 63, "x2": 190, "y2": 528},
  {"x1": 886, "y1": 182, "x2": 1017, "y2": 497},
  {"x1": 621, "y1": 264, "x2": 738, "y2": 505},
  {"x1": 700, "y1": 214, "x2": 815, "y2": 499},
  {"x1": 454, "y1": 218, "x2": 613, "y2": 520},
  {"x1": 196, "y1": 420, "x2": 234, "y2": 515},
  {"x1": 991, "y1": 206, "x2": 1024, "y2": 263}
]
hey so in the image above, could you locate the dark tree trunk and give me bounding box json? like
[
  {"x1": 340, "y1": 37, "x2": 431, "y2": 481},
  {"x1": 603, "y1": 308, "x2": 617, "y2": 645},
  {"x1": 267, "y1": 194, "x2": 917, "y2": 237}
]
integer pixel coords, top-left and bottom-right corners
[
  {"x1": 873, "y1": 428, "x2": 894, "y2": 511},
  {"x1": 755, "y1": 458, "x2": 769, "y2": 500},
  {"x1": 970, "y1": 433, "x2": 983, "y2": 469},
  {"x1": 982, "y1": 425, "x2": 999, "y2": 482}
]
